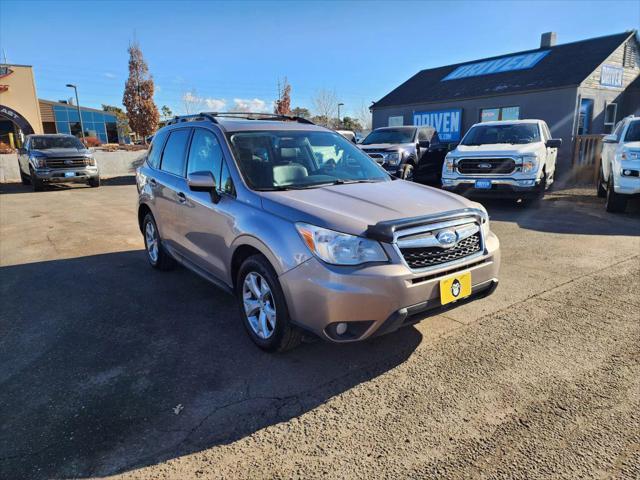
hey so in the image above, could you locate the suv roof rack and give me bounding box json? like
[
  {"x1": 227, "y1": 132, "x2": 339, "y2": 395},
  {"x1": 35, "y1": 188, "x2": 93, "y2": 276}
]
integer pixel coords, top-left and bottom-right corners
[{"x1": 166, "y1": 112, "x2": 314, "y2": 126}]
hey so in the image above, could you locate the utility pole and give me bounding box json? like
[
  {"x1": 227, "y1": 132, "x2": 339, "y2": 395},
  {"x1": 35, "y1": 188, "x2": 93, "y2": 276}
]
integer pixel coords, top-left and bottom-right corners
[
  {"x1": 337, "y1": 102, "x2": 344, "y2": 128},
  {"x1": 66, "y1": 84, "x2": 85, "y2": 141}
]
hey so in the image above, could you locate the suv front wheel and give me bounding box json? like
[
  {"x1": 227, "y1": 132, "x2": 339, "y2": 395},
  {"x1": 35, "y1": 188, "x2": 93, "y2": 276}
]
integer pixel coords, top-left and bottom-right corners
[{"x1": 237, "y1": 255, "x2": 302, "y2": 352}]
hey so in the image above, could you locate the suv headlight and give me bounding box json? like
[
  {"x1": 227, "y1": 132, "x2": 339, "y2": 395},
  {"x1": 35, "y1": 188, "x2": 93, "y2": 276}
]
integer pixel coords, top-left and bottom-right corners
[
  {"x1": 521, "y1": 154, "x2": 539, "y2": 173},
  {"x1": 621, "y1": 149, "x2": 639, "y2": 161},
  {"x1": 296, "y1": 223, "x2": 388, "y2": 265},
  {"x1": 444, "y1": 154, "x2": 457, "y2": 173}
]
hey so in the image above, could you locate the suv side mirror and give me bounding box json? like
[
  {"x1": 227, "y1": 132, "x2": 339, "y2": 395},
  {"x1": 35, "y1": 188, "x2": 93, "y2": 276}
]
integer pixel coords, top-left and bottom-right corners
[
  {"x1": 187, "y1": 171, "x2": 220, "y2": 203},
  {"x1": 546, "y1": 138, "x2": 563, "y2": 149},
  {"x1": 418, "y1": 140, "x2": 430, "y2": 148},
  {"x1": 603, "y1": 134, "x2": 617, "y2": 144},
  {"x1": 447, "y1": 142, "x2": 459, "y2": 151}
]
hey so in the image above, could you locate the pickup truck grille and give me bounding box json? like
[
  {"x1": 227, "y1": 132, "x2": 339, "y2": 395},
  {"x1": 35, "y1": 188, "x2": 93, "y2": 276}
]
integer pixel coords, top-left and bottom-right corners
[
  {"x1": 400, "y1": 232, "x2": 482, "y2": 269},
  {"x1": 45, "y1": 157, "x2": 88, "y2": 169},
  {"x1": 457, "y1": 158, "x2": 515, "y2": 175}
]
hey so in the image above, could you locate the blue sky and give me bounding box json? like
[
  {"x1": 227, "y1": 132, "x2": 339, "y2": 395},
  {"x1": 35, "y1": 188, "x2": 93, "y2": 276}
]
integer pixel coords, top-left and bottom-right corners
[{"x1": 1, "y1": 0, "x2": 637, "y2": 118}]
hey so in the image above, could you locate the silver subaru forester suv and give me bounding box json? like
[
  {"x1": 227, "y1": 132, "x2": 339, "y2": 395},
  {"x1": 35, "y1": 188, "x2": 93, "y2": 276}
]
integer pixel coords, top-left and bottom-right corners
[{"x1": 137, "y1": 113, "x2": 500, "y2": 351}]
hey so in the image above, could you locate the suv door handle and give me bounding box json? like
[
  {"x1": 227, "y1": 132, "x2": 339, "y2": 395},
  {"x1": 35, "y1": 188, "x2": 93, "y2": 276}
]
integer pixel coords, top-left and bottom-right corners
[
  {"x1": 177, "y1": 192, "x2": 186, "y2": 203},
  {"x1": 149, "y1": 178, "x2": 158, "y2": 186}
]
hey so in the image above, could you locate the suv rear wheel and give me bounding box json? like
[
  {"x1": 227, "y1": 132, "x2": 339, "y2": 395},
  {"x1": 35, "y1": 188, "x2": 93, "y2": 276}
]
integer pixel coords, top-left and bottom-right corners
[
  {"x1": 142, "y1": 212, "x2": 176, "y2": 270},
  {"x1": 237, "y1": 255, "x2": 302, "y2": 352}
]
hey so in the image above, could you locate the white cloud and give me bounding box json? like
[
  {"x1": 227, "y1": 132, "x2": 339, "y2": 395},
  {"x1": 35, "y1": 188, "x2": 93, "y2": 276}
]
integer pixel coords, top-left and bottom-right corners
[
  {"x1": 182, "y1": 91, "x2": 226, "y2": 113},
  {"x1": 205, "y1": 98, "x2": 226, "y2": 111},
  {"x1": 104, "y1": 72, "x2": 116, "y2": 79},
  {"x1": 232, "y1": 98, "x2": 270, "y2": 113}
]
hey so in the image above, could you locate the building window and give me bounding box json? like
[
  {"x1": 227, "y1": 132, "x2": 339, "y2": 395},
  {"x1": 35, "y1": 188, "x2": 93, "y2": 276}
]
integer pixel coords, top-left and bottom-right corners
[
  {"x1": 388, "y1": 116, "x2": 403, "y2": 126},
  {"x1": 604, "y1": 103, "x2": 618, "y2": 132},
  {"x1": 42, "y1": 122, "x2": 57, "y2": 134},
  {"x1": 480, "y1": 106, "x2": 520, "y2": 122},
  {"x1": 578, "y1": 98, "x2": 594, "y2": 135}
]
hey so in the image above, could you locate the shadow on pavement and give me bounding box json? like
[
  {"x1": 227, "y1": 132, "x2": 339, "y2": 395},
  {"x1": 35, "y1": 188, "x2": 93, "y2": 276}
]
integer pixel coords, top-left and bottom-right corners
[
  {"x1": 0, "y1": 250, "x2": 422, "y2": 479},
  {"x1": 469, "y1": 188, "x2": 640, "y2": 236},
  {"x1": 0, "y1": 176, "x2": 136, "y2": 194}
]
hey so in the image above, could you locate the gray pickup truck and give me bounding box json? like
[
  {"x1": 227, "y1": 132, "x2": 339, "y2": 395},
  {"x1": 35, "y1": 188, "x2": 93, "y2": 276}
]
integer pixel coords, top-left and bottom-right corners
[{"x1": 17, "y1": 134, "x2": 100, "y2": 191}]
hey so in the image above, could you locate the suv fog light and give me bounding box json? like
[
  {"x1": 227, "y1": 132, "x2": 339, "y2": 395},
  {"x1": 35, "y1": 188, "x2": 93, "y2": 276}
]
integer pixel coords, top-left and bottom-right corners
[
  {"x1": 622, "y1": 169, "x2": 639, "y2": 177},
  {"x1": 336, "y1": 322, "x2": 348, "y2": 335},
  {"x1": 518, "y1": 179, "x2": 536, "y2": 187}
]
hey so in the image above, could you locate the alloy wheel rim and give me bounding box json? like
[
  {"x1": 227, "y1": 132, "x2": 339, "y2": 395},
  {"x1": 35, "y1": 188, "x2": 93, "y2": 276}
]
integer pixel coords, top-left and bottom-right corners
[
  {"x1": 242, "y1": 272, "x2": 277, "y2": 339},
  {"x1": 145, "y1": 221, "x2": 159, "y2": 263}
]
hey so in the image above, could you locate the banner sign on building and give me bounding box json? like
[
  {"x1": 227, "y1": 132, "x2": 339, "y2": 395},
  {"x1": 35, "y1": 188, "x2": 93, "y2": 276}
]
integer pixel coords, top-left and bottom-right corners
[
  {"x1": 442, "y1": 50, "x2": 550, "y2": 81},
  {"x1": 600, "y1": 64, "x2": 624, "y2": 88},
  {"x1": 413, "y1": 108, "x2": 462, "y2": 142}
]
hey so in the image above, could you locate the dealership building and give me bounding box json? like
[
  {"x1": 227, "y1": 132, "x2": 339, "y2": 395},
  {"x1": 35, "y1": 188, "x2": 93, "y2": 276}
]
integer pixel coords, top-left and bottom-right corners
[
  {"x1": 0, "y1": 64, "x2": 121, "y2": 147},
  {"x1": 371, "y1": 31, "x2": 640, "y2": 170}
]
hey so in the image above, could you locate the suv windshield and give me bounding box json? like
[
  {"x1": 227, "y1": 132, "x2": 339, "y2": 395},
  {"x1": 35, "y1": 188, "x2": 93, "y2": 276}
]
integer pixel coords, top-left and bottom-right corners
[
  {"x1": 228, "y1": 130, "x2": 389, "y2": 190},
  {"x1": 361, "y1": 128, "x2": 416, "y2": 145},
  {"x1": 624, "y1": 121, "x2": 640, "y2": 142},
  {"x1": 461, "y1": 124, "x2": 541, "y2": 145},
  {"x1": 30, "y1": 136, "x2": 84, "y2": 150}
]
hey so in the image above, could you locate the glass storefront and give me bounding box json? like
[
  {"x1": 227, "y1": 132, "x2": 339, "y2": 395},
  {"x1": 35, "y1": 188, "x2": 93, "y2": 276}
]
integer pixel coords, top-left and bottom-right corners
[{"x1": 53, "y1": 105, "x2": 119, "y2": 143}]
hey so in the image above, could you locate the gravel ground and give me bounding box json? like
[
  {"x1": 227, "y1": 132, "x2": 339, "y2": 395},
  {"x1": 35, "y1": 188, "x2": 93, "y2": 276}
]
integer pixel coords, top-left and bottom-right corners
[{"x1": 0, "y1": 181, "x2": 639, "y2": 479}]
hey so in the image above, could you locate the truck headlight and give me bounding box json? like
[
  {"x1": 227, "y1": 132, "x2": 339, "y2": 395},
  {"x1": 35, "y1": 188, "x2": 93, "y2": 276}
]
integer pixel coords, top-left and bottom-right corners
[
  {"x1": 621, "y1": 150, "x2": 639, "y2": 161},
  {"x1": 521, "y1": 155, "x2": 539, "y2": 173},
  {"x1": 29, "y1": 154, "x2": 46, "y2": 168},
  {"x1": 86, "y1": 155, "x2": 96, "y2": 166},
  {"x1": 387, "y1": 152, "x2": 401, "y2": 165},
  {"x1": 444, "y1": 154, "x2": 457, "y2": 173},
  {"x1": 296, "y1": 223, "x2": 388, "y2": 266}
]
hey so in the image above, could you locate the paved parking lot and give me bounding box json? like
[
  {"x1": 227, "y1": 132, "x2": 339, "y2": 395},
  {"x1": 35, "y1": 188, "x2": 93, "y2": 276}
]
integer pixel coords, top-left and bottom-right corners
[{"x1": 1, "y1": 180, "x2": 639, "y2": 479}]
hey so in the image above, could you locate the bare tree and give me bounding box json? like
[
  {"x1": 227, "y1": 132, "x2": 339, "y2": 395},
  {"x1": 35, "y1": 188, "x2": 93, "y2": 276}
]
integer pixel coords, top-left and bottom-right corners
[
  {"x1": 312, "y1": 89, "x2": 339, "y2": 127},
  {"x1": 182, "y1": 89, "x2": 206, "y2": 114},
  {"x1": 356, "y1": 101, "x2": 373, "y2": 131}
]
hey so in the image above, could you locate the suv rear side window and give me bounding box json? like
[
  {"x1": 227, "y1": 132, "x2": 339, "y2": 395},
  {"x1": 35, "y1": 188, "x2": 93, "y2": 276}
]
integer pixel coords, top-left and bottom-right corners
[
  {"x1": 147, "y1": 130, "x2": 169, "y2": 169},
  {"x1": 187, "y1": 128, "x2": 223, "y2": 183},
  {"x1": 161, "y1": 129, "x2": 191, "y2": 176}
]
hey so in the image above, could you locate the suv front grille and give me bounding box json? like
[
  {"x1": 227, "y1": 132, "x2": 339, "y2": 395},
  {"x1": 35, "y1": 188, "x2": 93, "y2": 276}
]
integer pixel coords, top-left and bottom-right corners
[
  {"x1": 457, "y1": 158, "x2": 515, "y2": 175},
  {"x1": 45, "y1": 157, "x2": 88, "y2": 168},
  {"x1": 400, "y1": 232, "x2": 482, "y2": 269}
]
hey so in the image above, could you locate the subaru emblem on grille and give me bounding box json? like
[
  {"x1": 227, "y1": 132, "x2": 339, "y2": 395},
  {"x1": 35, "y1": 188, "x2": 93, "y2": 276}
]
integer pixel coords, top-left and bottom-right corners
[
  {"x1": 478, "y1": 162, "x2": 492, "y2": 169},
  {"x1": 436, "y1": 230, "x2": 457, "y2": 248}
]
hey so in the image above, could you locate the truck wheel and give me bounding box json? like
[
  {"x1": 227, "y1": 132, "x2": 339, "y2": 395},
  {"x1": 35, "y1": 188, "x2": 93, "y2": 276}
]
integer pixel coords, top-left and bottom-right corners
[
  {"x1": 596, "y1": 167, "x2": 607, "y2": 198},
  {"x1": 88, "y1": 176, "x2": 101, "y2": 188},
  {"x1": 142, "y1": 213, "x2": 176, "y2": 270},
  {"x1": 605, "y1": 175, "x2": 627, "y2": 213},
  {"x1": 30, "y1": 169, "x2": 43, "y2": 192},
  {"x1": 237, "y1": 255, "x2": 302, "y2": 352},
  {"x1": 20, "y1": 168, "x2": 31, "y2": 185},
  {"x1": 401, "y1": 163, "x2": 414, "y2": 181}
]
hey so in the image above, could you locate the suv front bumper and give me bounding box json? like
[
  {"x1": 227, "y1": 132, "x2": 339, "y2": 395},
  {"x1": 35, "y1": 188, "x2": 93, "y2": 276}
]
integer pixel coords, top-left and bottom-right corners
[
  {"x1": 34, "y1": 166, "x2": 99, "y2": 183},
  {"x1": 279, "y1": 231, "x2": 500, "y2": 342},
  {"x1": 442, "y1": 176, "x2": 541, "y2": 197}
]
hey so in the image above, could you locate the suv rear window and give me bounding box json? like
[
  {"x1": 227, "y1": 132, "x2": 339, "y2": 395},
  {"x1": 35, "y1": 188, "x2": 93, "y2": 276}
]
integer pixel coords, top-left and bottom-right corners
[
  {"x1": 147, "y1": 130, "x2": 169, "y2": 169},
  {"x1": 160, "y1": 129, "x2": 191, "y2": 176}
]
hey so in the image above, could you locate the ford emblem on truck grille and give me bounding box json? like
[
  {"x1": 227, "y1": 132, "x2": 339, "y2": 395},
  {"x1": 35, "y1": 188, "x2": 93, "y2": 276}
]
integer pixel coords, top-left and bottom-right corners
[
  {"x1": 478, "y1": 163, "x2": 492, "y2": 169},
  {"x1": 436, "y1": 230, "x2": 457, "y2": 248}
]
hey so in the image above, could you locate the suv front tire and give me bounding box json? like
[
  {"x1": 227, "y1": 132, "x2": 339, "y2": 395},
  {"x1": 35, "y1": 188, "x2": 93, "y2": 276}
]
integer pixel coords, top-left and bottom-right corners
[{"x1": 237, "y1": 255, "x2": 302, "y2": 352}]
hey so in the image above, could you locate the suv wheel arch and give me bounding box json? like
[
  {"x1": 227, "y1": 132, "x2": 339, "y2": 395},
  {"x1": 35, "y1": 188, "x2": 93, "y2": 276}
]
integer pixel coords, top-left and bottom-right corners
[
  {"x1": 138, "y1": 203, "x2": 152, "y2": 233},
  {"x1": 230, "y1": 238, "x2": 284, "y2": 290}
]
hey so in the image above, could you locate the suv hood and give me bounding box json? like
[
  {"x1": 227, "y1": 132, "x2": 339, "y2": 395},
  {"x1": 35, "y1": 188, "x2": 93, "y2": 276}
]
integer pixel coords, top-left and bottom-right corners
[
  {"x1": 455, "y1": 143, "x2": 541, "y2": 156},
  {"x1": 32, "y1": 148, "x2": 90, "y2": 157},
  {"x1": 259, "y1": 180, "x2": 479, "y2": 238},
  {"x1": 623, "y1": 141, "x2": 640, "y2": 150},
  {"x1": 359, "y1": 142, "x2": 414, "y2": 151}
]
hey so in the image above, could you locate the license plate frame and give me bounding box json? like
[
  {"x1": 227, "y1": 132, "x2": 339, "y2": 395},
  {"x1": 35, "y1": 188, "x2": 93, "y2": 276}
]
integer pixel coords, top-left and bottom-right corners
[
  {"x1": 475, "y1": 179, "x2": 492, "y2": 189},
  {"x1": 439, "y1": 271, "x2": 472, "y2": 306}
]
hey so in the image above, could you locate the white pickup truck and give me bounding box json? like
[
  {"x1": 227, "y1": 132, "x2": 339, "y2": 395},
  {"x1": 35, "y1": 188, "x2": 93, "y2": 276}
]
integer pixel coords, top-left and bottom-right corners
[
  {"x1": 441, "y1": 119, "x2": 562, "y2": 204},
  {"x1": 598, "y1": 116, "x2": 640, "y2": 213}
]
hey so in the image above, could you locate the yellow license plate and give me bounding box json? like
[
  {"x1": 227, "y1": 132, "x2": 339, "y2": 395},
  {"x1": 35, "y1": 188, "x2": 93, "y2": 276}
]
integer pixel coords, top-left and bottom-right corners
[{"x1": 439, "y1": 271, "x2": 472, "y2": 305}]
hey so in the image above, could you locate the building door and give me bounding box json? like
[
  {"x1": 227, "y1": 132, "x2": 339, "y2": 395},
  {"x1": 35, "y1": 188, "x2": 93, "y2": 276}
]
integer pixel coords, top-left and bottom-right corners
[{"x1": 578, "y1": 99, "x2": 594, "y2": 135}]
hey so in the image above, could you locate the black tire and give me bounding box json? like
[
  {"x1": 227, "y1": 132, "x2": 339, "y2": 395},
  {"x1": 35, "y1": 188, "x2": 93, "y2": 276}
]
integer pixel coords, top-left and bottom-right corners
[
  {"x1": 30, "y1": 169, "x2": 44, "y2": 192},
  {"x1": 236, "y1": 254, "x2": 302, "y2": 352},
  {"x1": 142, "y1": 212, "x2": 176, "y2": 270},
  {"x1": 596, "y1": 167, "x2": 607, "y2": 198},
  {"x1": 88, "y1": 176, "x2": 101, "y2": 188},
  {"x1": 20, "y1": 168, "x2": 30, "y2": 185},
  {"x1": 401, "y1": 163, "x2": 414, "y2": 181},
  {"x1": 605, "y1": 175, "x2": 627, "y2": 213},
  {"x1": 521, "y1": 171, "x2": 546, "y2": 207}
]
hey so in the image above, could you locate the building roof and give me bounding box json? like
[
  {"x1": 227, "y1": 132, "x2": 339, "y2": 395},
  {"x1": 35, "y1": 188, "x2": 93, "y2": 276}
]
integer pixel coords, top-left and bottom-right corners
[
  {"x1": 373, "y1": 31, "x2": 636, "y2": 109},
  {"x1": 39, "y1": 98, "x2": 112, "y2": 114}
]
